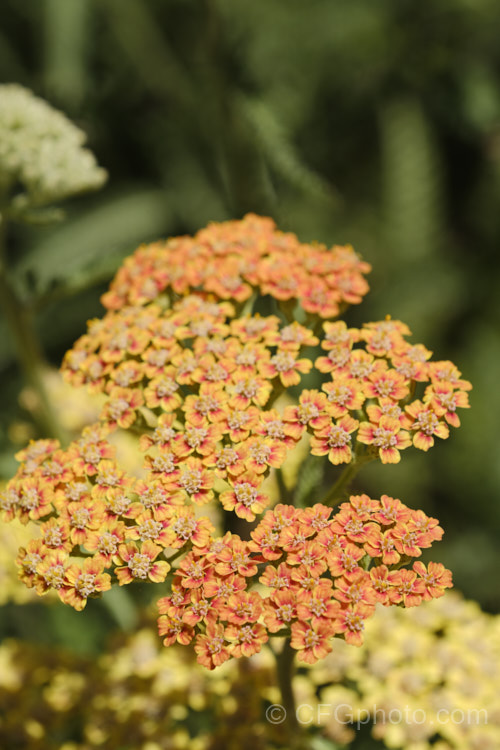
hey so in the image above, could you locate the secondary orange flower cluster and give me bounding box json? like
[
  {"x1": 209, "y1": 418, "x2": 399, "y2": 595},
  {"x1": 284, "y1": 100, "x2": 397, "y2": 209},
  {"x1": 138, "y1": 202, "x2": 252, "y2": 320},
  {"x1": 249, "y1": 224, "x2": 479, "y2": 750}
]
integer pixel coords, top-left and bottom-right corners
[
  {"x1": 158, "y1": 495, "x2": 451, "y2": 669},
  {"x1": 0, "y1": 214, "x2": 469, "y2": 670},
  {"x1": 100, "y1": 213, "x2": 371, "y2": 317},
  {"x1": 0, "y1": 434, "x2": 452, "y2": 655},
  {"x1": 1, "y1": 426, "x2": 209, "y2": 611},
  {"x1": 313, "y1": 318, "x2": 471, "y2": 462}
]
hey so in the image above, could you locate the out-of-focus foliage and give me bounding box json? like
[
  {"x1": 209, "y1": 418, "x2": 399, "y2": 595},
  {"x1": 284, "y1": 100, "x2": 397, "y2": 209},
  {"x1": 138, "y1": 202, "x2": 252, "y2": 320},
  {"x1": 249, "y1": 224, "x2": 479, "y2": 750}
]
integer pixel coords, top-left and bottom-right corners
[{"x1": 1, "y1": 592, "x2": 498, "y2": 749}]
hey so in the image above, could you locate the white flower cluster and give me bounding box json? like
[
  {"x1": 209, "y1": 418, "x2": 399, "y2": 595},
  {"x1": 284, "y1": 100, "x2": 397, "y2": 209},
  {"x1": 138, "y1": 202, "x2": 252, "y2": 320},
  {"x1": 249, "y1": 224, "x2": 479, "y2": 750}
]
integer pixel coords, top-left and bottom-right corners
[{"x1": 0, "y1": 84, "x2": 107, "y2": 210}]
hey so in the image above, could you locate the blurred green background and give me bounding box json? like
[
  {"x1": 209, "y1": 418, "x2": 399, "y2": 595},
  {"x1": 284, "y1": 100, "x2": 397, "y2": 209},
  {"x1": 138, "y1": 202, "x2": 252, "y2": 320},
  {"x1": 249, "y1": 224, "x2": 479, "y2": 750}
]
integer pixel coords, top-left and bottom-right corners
[{"x1": 0, "y1": 0, "x2": 499, "y2": 625}]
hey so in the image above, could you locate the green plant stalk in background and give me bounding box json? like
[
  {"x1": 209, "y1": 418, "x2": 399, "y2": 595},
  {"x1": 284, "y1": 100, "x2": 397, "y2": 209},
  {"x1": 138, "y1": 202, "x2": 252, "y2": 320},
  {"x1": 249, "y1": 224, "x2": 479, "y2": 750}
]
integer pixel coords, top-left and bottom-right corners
[{"x1": 0, "y1": 211, "x2": 67, "y2": 443}]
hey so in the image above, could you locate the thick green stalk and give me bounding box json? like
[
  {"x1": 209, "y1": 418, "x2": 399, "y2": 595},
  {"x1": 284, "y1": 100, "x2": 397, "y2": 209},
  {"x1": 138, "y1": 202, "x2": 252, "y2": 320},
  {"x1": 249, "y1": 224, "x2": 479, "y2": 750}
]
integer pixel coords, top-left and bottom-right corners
[
  {"x1": 276, "y1": 637, "x2": 299, "y2": 735},
  {"x1": 0, "y1": 215, "x2": 67, "y2": 443}
]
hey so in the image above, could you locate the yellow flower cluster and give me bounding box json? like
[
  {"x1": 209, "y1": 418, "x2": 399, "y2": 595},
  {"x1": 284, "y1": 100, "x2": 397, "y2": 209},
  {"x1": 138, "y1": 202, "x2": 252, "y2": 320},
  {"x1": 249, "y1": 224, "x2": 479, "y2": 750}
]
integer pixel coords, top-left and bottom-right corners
[
  {"x1": 314, "y1": 593, "x2": 500, "y2": 749},
  {"x1": 0, "y1": 518, "x2": 40, "y2": 605},
  {"x1": 0, "y1": 593, "x2": 498, "y2": 750}
]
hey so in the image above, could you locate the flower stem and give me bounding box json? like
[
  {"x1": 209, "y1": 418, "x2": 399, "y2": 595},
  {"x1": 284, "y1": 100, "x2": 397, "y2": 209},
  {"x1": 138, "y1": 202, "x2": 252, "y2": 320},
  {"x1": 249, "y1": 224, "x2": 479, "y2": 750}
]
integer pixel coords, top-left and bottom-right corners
[
  {"x1": 275, "y1": 637, "x2": 299, "y2": 735},
  {"x1": 101, "y1": 585, "x2": 139, "y2": 631},
  {"x1": 320, "y1": 453, "x2": 375, "y2": 507},
  {"x1": 276, "y1": 467, "x2": 294, "y2": 506},
  {"x1": 0, "y1": 214, "x2": 68, "y2": 444}
]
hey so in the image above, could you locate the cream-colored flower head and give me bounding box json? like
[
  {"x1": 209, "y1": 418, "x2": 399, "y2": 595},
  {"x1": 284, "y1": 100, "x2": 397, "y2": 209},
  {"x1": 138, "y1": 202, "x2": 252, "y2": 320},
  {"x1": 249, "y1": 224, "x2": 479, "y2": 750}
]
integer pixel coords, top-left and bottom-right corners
[{"x1": 0, "y1": 84, "x2": 107, "y2": 209}]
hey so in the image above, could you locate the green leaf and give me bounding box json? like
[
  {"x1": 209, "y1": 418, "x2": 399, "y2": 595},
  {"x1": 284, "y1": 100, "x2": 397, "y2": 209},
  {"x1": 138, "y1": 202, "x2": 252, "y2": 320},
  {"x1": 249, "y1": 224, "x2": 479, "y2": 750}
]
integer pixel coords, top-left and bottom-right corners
[
  {"x1": 380, "y1": 97, "x2": 442, "y2": 262},
  {"x1": 240, "y1": 95, "x2": 341, "y2": 205},
  {"x1": 13, "y1": 188, "x2": 174, "y2": 299},
  {"x1": 295, "y1": 453, "x2": 325, "y2": 507},
  {"x1": 6, "y1": 205, "x2": 65, "y2": 225},
  {"x1": 43, "y1": 0, "x2": 90, "y2": 109}
]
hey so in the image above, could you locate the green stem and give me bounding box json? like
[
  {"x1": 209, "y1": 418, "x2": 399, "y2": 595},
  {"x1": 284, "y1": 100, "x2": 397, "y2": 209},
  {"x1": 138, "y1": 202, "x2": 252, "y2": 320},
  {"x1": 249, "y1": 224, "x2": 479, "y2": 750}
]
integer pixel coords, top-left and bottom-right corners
[
  {"x1": 165, "y1": 546, "x2": 189, "y2": 565},
  {"x1": 320, "y1": 453, "x2": 375, "y2": 507},
  {"x1": 101, "y1": 585, "x2": 139, "y2": 631},
  {"x1": 276, "y1": 468, "x2": 294, "y2": 506},
  {"x1": 0, "y1": 215, "x2": 67, "y2": 443},
  {"x1": 275, "y1": 637, "x2": 299, "y2": 735},
  {"x1": 269, "y1": 629, "x2": 291, "y2": 639}
]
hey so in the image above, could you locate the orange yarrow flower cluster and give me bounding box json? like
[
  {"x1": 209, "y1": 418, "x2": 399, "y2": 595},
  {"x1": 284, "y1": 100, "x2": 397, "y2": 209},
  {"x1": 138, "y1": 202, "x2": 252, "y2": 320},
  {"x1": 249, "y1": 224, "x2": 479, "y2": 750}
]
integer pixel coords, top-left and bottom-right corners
[
  {"x1": 1, "y1": 215, "x2": 470, "y2": 670},
  {"x1": 157, "y1": 496, "x2": 451, "y2": 669},
  {"x1": 99, "y1": 213, "x2": 371, "y2": 316},
  {"x1": 2, "y1": 424, "x2": 213, "y2": 610}
]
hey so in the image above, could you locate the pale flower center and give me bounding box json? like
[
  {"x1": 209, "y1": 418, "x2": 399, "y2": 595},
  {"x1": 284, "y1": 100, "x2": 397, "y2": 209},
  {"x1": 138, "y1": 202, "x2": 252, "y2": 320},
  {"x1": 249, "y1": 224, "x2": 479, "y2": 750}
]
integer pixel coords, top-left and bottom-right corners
[
  {"x1": 327, "y1": 426, "x2": 351, "y2": 448},
  {"x1": 43, "y1": 528, "x2": 64, "y2": 547},
  {"x1": 234, "y1": 483, "x2": 258, "y2": 507},
  {"x1": 372, "y1": 427, "x2": 398, "y2": 449},
  {"x1": 227, "y1": 411, "x2": 251, "y2": 430},
  {"x1": 206, "y1": 364, "x2": 228, "y2": 382},
  {"x1": 108, "y1": 494, "x2": 132, "y2": 514},
  {"x1": 437, "y1": 393, "x2": 456, "y2": 411},
  {"x1": 278, "y1": 604, "x2": 295, "y2": 622},
  {"x1": 179, "y1": 468, "x2": 203, "y2": 494},
  {"x1": 238, "y1": 625, "x2": 256, "y2": 643},
  {"x1": 249, "y1": 442, "x2": 272, "y2": 464},
  {"x1": 297, "y1": 402, "x2": 319, "y2": 424},
  {"x1": 265, "y1": 419, "x2": 285, "y2": 439},
  {"x1": 97, "y1": 533, "x2": 118, "y2": 555},
  {"x1": 186, "y1": 426, "x2": 209, "y2": 449},
  {"x1": 194, "y1": 395, "x2": 220, "y2": 415},
  {"x1": 349, "y1": 360, "x2": 373, "y2": 378},
  {"x1": 327, "y1": 347, "x2": 350, "y2": 367},
  {"x1": 374, "y1": 379, "x2": 396, "y2": 398},
  {"x1": 415, "y1": 411, "x2": 440, "y2": 435},
  {"x1": 344, "y1": 613, "x2": 364, "y2": 632},
  {"x1": 304, "y1": 631, "x2": 321, "y2": 648},
  {"x1": 44, "y1": 564, "x2": 65, "y2": 589},
  {"x1": 236, "y1": 350, "x2": 257, "y2": 367},
  {"x1": 141, "y1": 487, "x2": 167, "y2": 508},
  {"x1": 186, "y1": 562, "x2": 204, "y2": 579},
  {"x1": 271, "y1": 351, "x2": 295, "y2": 372},
  {"x1": 0, "y1": 488, "x2": 20, "y2": 511},
  {"x1": 173, "y1": 516, "x2": 197, "y2": 539},
  {"x1": 43, "y1": 460, "x2": 63, "y2": 477},
  {"x1": 157, "y1": 378, "x2": 179, "y2": 398},
  {"x1": 137, "y1": 519, "x2": 163, "y2": 541},
  {"x1": 344, "y1": 519, "x2": 364, "y2": 536},
  {"x1": 310, "y1": 600, "x2": 327, "y2": 617},
  {"x1": 216, "y1": 447, "x2": 238, "y2": 469},
  {"x1": 66, "y1": 482, "x2": 88, "y2": 501},
  {"x1": 128, "y1": 553, "x2": 152, "y2": 579},
  {"x1": 82, "y1": 445, "x2": 102, "y2": 464},
  {"x1": 235, "y1": 378, "x2": 260, "y2": 399},
  {"x1": 76, "y1": 574, "x2": 97, "y2": 598},
  {"x1": 146, "y1": 350, "x2": 169, "y2": 367},
  {"x1": 281, "y1": 325, "x2": 304, "y2": 343},
  {"x1": 109, "y1": 332, "x2": 130, "y2": 351},
  {"x1": 151, "y1": 454, "x2": 176, "y2": 474},
  {"x1": 96, "y1": 467, "x2": 120, "y2": 487},
  {"x1": 207, "y1": 636, "x2": 224, "y2": 654},
  {"x1": 380, "y1": 403, "x2": 402, "y2": 418},
  {"x1": 153, "y1": 425, "x2": 176, "y2": 443},
  {"x1": 20, "y1": 487, "x2": 42, "y2": 510},
  {"x1": 22, "y1": 552, "x2": 42, "y2": 573},
  {"x1": 114, "y1": 366, "x2": 137, "y2": 386},
  {"x1": 327, "y1": 385, "x2": 352, "y2": 405}
]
